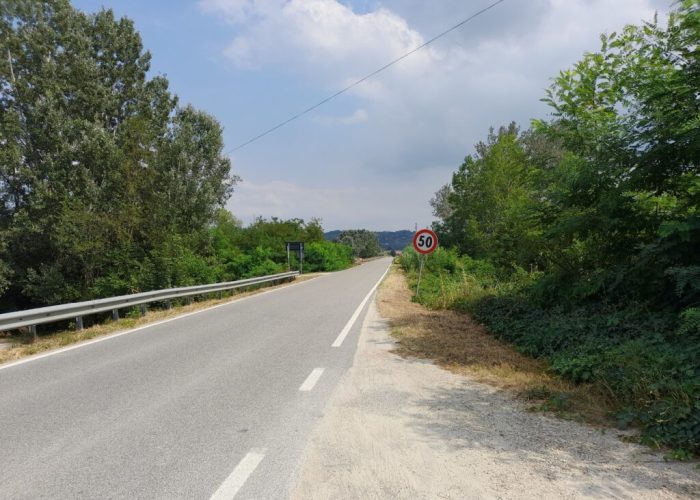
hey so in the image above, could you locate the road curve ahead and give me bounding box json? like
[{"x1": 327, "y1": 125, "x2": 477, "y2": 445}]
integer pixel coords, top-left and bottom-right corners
[{"x1": 0, "y1": 257, "x2": 392, "y2": 499}]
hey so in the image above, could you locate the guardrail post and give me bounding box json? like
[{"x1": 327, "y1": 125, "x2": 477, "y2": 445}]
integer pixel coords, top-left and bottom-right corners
[
  {"x1": 112, "y1": 309, "x2": 119, "y2": 321},
  {"x1": 75, "y1": 316, "x2": 83, "y2": 331},
  {"x1": 166, "y1": 300, "x2": 172, "y2": 310},
  {"x1": 140, "y1": 304, "x2": 147, "y2": 316},
  {"x1": 186, "y1": 297, "x2": 193, "y2": 305},
  {"x1": 30, "y1": 325, "x2": 37, "y2": 342}
]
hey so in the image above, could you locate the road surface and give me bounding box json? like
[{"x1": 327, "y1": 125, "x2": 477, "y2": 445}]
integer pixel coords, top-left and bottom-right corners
[{"x1": 0, "y1": 257, "x2": 392, "y2": 499}]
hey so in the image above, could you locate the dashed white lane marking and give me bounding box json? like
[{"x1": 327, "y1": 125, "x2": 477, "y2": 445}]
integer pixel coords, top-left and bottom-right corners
[
  {"x1": 210, "y1": 448, "x2": 266, "y2": 500},
  {"x1": 332, "y1": 263, "x2": 391, "y2": 347},
  {"x1": 299, "y1": 368, "x2": 325, "y2": 391}
]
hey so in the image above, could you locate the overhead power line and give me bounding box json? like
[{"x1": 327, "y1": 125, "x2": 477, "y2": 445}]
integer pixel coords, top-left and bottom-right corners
[{"x1": 228, "y1": 0, "x2": 507, "y2": 153}]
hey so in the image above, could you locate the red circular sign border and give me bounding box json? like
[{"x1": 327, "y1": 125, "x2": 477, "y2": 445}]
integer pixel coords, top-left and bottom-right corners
[{"x1": 412, "y1": 228, "x2": 438, "y2": 255}]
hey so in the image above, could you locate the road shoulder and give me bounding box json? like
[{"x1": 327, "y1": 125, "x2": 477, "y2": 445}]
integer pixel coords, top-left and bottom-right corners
[{"x1": 290, "y1": 297, "x2": 700, "y2": 499}]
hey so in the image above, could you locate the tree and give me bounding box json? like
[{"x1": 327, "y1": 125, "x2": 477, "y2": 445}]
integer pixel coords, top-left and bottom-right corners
[
  {"x1": 435, "y1": 124, "x2": 545, "y2": 269},
  {"x1": 434, "y1": 2, "x2": 699, "y2": 303},
  {"x1": 0, "y1": 1, "x2": 236, "y2": 308},
  {"x1": 336, "y1": 230, "x2": 382, "y2": 258},
  {"x1": 430, "y1": 184, "x2": 453, "y2": 221},
  {"x1": 538, "y1": 1, "x2": 699, "y2": 302}
]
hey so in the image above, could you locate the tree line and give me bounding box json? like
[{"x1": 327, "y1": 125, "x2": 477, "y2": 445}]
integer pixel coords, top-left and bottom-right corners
[{"x1": 405, "y1": 2, "x2": 699, "y2": 455}]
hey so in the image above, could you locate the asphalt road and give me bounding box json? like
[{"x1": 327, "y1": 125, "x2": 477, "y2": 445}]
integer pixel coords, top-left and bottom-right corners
[{"x1": 0, "y1": 257, "x2": 392, "y2": 499}]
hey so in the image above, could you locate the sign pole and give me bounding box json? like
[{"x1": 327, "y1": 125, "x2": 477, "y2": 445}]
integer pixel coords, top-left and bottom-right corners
[
  {"x1": 285, "y1": 241, "x2": 304, "y2": 273},
  {"x1": 416, "y1": 254, "x2": 425, "y2": 297}
]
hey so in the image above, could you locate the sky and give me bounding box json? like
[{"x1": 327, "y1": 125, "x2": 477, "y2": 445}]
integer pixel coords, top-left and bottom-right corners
[{"x1": 72, "y1": 0, "x2": 671, "y2": 231}]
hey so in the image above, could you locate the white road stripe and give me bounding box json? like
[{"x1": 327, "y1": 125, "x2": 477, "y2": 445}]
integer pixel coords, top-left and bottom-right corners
[
  {"x1": 0, "y1": 277, "x2": 320, "y2": 372},
  {"x1": 332, "y1": 263, "x2": 391, "y2": 347},
  {"x1": 210, "y1": 448, "x2": 266, "y2": 500},
  {"x1": 299, "y1": 368, "x2": 325, "y2": 391}
]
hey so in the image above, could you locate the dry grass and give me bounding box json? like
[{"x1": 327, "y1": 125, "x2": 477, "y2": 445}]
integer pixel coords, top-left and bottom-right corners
[
  {"x1": 376, "y1": 264, "x2": 615, "y2": 426},
  {"x1": 0, "y1": 274, "x2": 319, "y2": 365}
]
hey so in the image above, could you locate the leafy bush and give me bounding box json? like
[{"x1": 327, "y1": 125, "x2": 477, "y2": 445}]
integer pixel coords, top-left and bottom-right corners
[{"x1": 304, "y1": 241, "x2": 353, "y2": 272}]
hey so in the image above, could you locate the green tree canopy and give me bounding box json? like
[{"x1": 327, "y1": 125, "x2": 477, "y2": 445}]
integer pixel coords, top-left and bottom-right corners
[
  {"x1": 435, "y1": 123, "x2": 548, "y2": 269},
  {"x1": 336, "y1": 229, "x2": 382, "y2": 258},
  {"x1": 0, "y1": 0, "x2": 236, "y2": 308},
  {"x1": 538, "y1": 1, "x2": 699, "y2": 303}
]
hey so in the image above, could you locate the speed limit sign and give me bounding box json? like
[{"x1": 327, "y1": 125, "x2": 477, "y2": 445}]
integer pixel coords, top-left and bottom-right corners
[{"x1": 413, "y1": 228, "x2": 438, "y2": 254}]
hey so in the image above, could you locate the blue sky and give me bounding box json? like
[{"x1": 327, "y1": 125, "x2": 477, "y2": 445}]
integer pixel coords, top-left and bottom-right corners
[{"x1": 72, "y1": 0, "x2": 669, "y2": 231}]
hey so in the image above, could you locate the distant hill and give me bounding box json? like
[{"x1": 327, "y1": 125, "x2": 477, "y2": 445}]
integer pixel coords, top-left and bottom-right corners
[{"x1": 325, "y1": 230, "x2": 413, "y2": 251}]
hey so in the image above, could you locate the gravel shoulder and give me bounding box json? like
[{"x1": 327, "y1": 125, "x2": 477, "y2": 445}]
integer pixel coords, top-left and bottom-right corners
[{"x1": 291, "y1": 298, "x2": 700, "y2": 499}]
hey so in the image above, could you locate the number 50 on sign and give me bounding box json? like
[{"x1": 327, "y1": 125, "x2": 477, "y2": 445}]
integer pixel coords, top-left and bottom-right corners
[{"x1": 412, "y1": 228, "x2": 438, "y2": 254}]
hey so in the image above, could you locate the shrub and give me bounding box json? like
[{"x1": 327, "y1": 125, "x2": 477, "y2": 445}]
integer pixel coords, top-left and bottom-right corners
[{"x1": 304, "y1": 241, "x2": 353, "y2": 272}]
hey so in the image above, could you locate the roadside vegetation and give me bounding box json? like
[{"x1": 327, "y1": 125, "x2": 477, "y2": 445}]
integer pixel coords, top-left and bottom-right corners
[{"x1": 405, "y1": 3, "x2": 699, "y2": 458}]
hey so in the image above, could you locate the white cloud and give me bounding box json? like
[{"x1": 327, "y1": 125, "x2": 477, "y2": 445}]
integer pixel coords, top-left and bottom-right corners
[
  {"x1": 312, "y1": 108, "x2": 368, "y2": 125},
  {"x1": 204, "y1": 0, "x2": 661, "y2": 148},
  {"x1": 227, "y1": 179, "x2": 354, "y2": 226},
  {"x1": 202, "y1": 0, "x2": 434, "y2": 85},
  {"x1": 203, "y1": 0, "x2": 668, "y2": 229},
  {"x1": 227, "y1": 173, "x2": 445, "y2": 230}
]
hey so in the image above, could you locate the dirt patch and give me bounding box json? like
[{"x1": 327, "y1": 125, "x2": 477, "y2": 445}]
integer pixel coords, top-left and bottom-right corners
[
  {"x1": 376, "y1": 264, "x2": 614, "y2": 425},
  {"x1": 0, "y1": 274, "x2": 318, "y2": 366}
]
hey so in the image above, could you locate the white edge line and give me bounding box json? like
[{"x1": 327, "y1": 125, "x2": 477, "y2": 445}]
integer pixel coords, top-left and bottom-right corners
[
  {"x1": 0, "y1": 276, "x2": 320, "y2": 372},
  {"x1": 332, "y1": 262, "x2": 391, "y2": 347},
  {"x1": 209, "y1": 448, "x2": 266, "y2": 500},
  {"x1": 299, "y1": 367, "x2": 325, "y2": 391}
]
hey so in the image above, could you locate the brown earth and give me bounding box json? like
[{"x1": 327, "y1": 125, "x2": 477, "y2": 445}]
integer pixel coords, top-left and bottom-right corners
[{"x1": 376, "y1": 264, "x2": 613, "y2": 424}]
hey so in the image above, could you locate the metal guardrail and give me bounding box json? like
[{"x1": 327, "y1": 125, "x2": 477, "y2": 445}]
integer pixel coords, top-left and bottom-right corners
[{"x1": 0, "y1": 271, "x2": 299, "y2": 333}]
